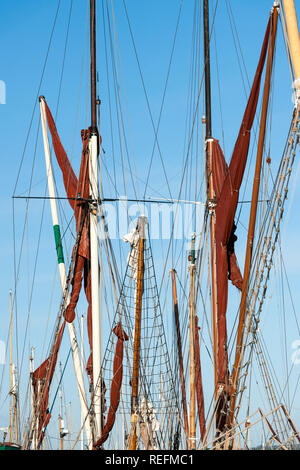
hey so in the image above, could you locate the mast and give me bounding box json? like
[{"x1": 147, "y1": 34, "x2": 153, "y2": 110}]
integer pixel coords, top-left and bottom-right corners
[
  {"x1": 229, "y1": 4, "x2": 279, "y2": 427},
  {"x1": 9, "y1": 291, "x2": 13, "y2": 443},
  {"x1": 171, "y1": 269, "x2": 190, "y2": 449},
  {"x1": 188, "y1": 234, "x2": 196, "y2": 449},
  {"x1": 69, "y1": 402, "x2": 72, "y2": 450},
  {"x1": 12, "y1": 364, "x2": 18, "y2": 444},
  {"x1": 29, "y1": 348, "x2": 36, "y2": 450},
  {"x1": 8, "y1": 291, "x2": 18, "y2": 444},
  {"x1": 59, "y1": 362, "x2": 64, "y2": 450},
  {"x1": 90, "y1": 0, "x2": 97, "y2": 134},
  {"x1": 89, "y1": 0, "x2": 102, "y2": 440},
  {"x1": 80, "y1": 315, "x2": 85, "y2": 450},
  {"x1": 282, "y1": 0, "x2": 300, "y2": 103},
  {"x1": 58, "y1": 362, "x2": 68, "y2": 450},
  {"x1": 203, "y1": 0, "x2": 212, "y2": 139},
  {"x1": 203, "y1": 0, "x2": 218, "y2": 399},
  {"x1": 129, "y1": 216, "x2": 146, "y2": 450}
]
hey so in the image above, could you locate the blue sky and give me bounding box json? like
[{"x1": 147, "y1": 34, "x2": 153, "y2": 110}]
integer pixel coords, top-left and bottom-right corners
[{"x1": 0, "y1": 0, "x2": 300, "y2": 449}]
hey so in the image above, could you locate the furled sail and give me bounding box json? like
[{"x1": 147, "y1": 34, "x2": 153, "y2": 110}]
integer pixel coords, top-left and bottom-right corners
[
  {"x1": 93, "y1": 323, "x2": 128, "y2": 449},
  {"x1": 43, "y1": 100, "x2": 95, "y2": 380},
  {"x1": 210, "y1": 17, "x2": 271, "y2": 428},
  {"x1": 32, "y1": 320, "x2": 66, "y2": 448}
]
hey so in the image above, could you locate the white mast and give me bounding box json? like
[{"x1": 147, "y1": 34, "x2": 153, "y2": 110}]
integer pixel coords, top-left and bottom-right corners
[
  {"x1": 58, "y1": 362, "x2": 68, "y2": 450},
  {"x1": 80, "y1": 314, "x2": 85, "y2": 450},
  {"x1": 89, "y1": 0, "x2": 102, "y2": 440},
  {"x1": 39, "y1": 96, "x2": 93, "y2": 449},
  {"x1": 89, "y1": 130, "x2": 101, "y2": 439}
]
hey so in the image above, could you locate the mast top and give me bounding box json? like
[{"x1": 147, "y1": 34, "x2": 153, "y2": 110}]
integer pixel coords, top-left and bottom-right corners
[
  {"x1": 203, "y1": 0, "x2": 212, "y2": 139},
  {"x1": 90, "y1": 0, "x2": 98, "y2": 134}
]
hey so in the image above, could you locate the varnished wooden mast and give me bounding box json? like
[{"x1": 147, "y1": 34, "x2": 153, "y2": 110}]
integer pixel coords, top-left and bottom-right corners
[
  {"x1": 8, "y1": 291, "x2": 19, "y2": 445},
  {"x1": 228, "y1": 4, "x2": 279, "y2": 427},
  {"x1": 9, "y1": 291, "x2": 13, "y2": 443},
  {"x1": 203, "y1": 0, "x2": 212, "y2": 138},
  {"x1": 171, "y1": 269, "x2": 190, "y2": 449},
  {"x1": 13, "y1": 365, "x2": 18, "y2": 445},
  {"x1": 90, "y1": 0, "x2": 97, "y2": 134},
  {"x1": 129, "y1": 217, "x2": 146, "y2": 450},
  {"x1": 188, "y1": 234, "x2": 196, "y2": 449}
]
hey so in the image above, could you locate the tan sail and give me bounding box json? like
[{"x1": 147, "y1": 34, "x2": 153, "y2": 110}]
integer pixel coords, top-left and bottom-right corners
[{"x1": 282, "y1": 0, "x2": 300, "y2": 100}]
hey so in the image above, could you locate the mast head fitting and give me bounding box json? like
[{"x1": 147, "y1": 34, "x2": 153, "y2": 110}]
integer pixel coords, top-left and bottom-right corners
[{"x1": 271, "y1": 2, "x2": 280, "y2": 14}]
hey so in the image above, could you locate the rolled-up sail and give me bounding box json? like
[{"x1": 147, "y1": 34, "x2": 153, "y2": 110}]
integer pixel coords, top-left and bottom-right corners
[
  {"x1": 43, "y1": 100, "x2": 95, "y2": 380},
  {"x1": 93, "y1": 323, "x2": 128, "y2": 449},
  {"x1": 210, "y1": 17, "x2": 271, "y2": 431},
  {"x1": 33, "y1": 320, "x2": 66, "y2": 448}
]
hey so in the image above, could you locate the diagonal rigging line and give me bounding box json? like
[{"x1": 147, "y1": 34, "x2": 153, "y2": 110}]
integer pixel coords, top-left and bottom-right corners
[
  {"x1": 9, "y1": 0, "x2": 61, "y2": 404},
  {"x1": 11, "y1": 0, "x2": 61, "y2": 384},
  {"x1": 143, "y1": 0, "x2": 183, "y2": 200},
  {"x1": 158, "y1": 0, "x2": 219, "y2": 298},
  {"x1": 108, "y1": 0, "x2": 142, "y2": 204},
  {"x1": 13, "y1": 0, "x2": 61, "y2": 197},
  {"x1": 122, "y1": 0, "x2": 176, "y2": 201},
  {"x1": 17, "y1": 0, "x2": 74, "y2": 386}
]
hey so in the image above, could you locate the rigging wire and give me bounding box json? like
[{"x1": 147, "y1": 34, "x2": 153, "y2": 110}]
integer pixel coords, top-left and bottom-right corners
[
  {"x1": 13, "y1": 0, "x2": 62, "y2": 196},
  {"x1": 9, "y1": 1, "x2": 92, "y2": 447},
  {"x1": 122, "y1": 0, "x2": 173, "y2": 201},
  {"x1": 142, "y1": 0, "x2": 183, "y2": 200}
]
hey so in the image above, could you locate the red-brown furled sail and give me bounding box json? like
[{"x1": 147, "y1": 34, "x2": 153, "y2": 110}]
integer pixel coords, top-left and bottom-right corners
[
  {"x1": 43, "y1": 99, "x2": 95, "y2": 380},
  {"x1": 93, "y1": 323, "x2": 128, "y2": 449},
  {"x1": 229, "y1": 6, "x2": 279, "y2": 428},
  {"x1": 33, "y1": 320, "x2": 66, "y2": 448},
  {"x1": 210, "y1": 17, "x2": 271, "y2": 432}
]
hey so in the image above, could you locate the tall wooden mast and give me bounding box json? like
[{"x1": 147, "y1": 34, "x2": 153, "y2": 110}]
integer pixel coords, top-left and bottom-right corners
[
  {"x1": 9, "y1": 291, "x2": 13, "y2": 443},
  {"x1": 171, "y1": 269, "x2": 190, "y2": 449},
  {"x1": 8, "y1": 291, "x2": 18, "y2": 445},
  {"x1": 90, "y1": 0, "x2": 98, "y2": 135},
  {"x1": 129, "y1": 216, "x2": 146, "y2": 450},
  {"x1": 203, "y1": 0, "x2": 212, "y2": 139},
  {"x1": 188, "y1": 234, "x2": 196, "y2": 449}
]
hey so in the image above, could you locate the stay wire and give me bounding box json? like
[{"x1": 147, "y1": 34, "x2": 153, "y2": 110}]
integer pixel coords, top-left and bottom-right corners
[
  {"x1": 122, "y1": 0, "x2": 173, "y2": 201},
  {"x1": 13, "y1": 0, "x2": 61, "y2": 197},
  {"x1": 143, "y1": 0, "x2": 183, "y2": 200}
]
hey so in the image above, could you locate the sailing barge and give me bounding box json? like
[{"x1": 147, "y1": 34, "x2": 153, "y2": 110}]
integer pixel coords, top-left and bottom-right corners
[{"x1": 2, "y1": 0, "x2": 300, "y2": 450}]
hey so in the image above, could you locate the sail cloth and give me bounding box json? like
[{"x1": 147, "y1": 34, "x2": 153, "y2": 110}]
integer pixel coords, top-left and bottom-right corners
[
  {"x1": 93, "y1": 323, "x2": 128, "y2": 449},
  {"x1": 32, "y1": 320, "x2": 66, "y2": 448},
  {"x1": 44, "y1": 100, "x2": 94, "y2": 380},
  {"x1": 211, "y1": 17, "x2": 271, "y2": 393},
  {"x1": 211, "y1": 141, "x2": 243, "y2": 292}
]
